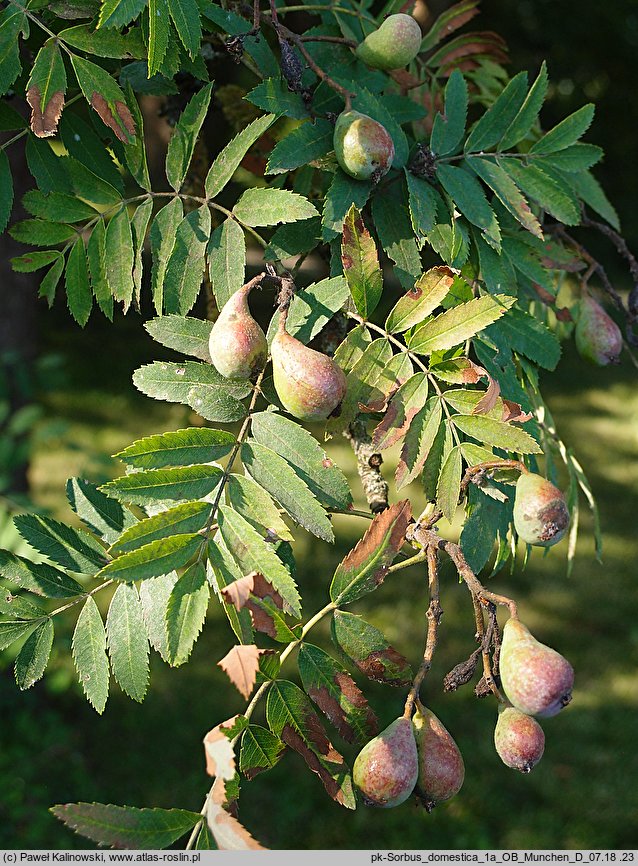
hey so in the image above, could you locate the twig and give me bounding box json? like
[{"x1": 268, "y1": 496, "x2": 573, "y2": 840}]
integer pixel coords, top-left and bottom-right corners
[
  {"x1": 344, "y1": 418, "x2": 388, "y2": 513},
  {"x1": 403, "y1": 545, "x2": 442, "y2": 718}
]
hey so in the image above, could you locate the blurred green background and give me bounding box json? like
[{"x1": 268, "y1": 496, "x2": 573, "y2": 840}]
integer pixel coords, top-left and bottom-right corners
[{"x1": 1, "y1": 0, "x2": 638, "y2": 851}]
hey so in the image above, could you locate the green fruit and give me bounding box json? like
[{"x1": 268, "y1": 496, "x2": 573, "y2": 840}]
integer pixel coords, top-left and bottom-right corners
[
  {"x1": 513, "y1": 471, "x2": 569, "y2": 547},
  {"x1": 333, "y1": 110, "x2": 395, "y2": 181},
  {"x1": 355, "y1": 14, "x2": 422, "y2": 71},
  {"x1": 271, "y1": 319, "x2": 347, "y2": 421},
  {"x1": 412, "y1": 706, "x2": 464, "y2": 808},
  {"x1": 494, "y1": 706, "x2": 545, "y2": 772},
  {"x1": 208, "y1": 285, "x2": 267, "y2": 380},
  {"x1": 575, "y1": 294, "x2": 622, "y2": 366},
  {"x1": 499, "y1": 618, "x2": 574, "y2": 718},
  {"x1": 353, "y1": 717, "x2": 418, "y2": 808}
]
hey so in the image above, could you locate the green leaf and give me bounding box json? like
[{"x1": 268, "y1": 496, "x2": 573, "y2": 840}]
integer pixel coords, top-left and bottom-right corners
[
  {"x1": 0, "y1": 100, "x2": 26, "y2": 131},
  {"x1": 207, "y1": 218, "x2": 246, "y2": 310},
  {"x1": 22, "y1": 190, "x2": 96, "y2": 224},
  {"x1": 241, "y1": 441, "x2": 334, "y2": 543},
  {"x1": 436, "y1": 163, "x2": 501, "y2": 250},
  {"x1": 101, "y1": 465, "x2": 223, "y2": 506},
  {"x1": 149, "y1": 196, "x2": 183, "y2": 314},
  {"x1": 105, "y1": 583, "x2": 149, "y2": 702},
  {"x1": 408, "y1": 294, "x2": 515, "y2": 355},
  {"x1": 466, "y1": 155, "x2": 542, "y2": 238},
  {"x1": 499, "y1": 62, "x2": 548, "y2": 150},
  {"x1": 110, "y1": 502, "x2": 210, "y2": 555},
  {"x1": 100, "y1": 534, "x2": 202, "y2": 582},
  {"x1": 122, "y1": 89, "x2": 151, "y2": 190},
  {"x1": 395, "y1": 396, "x2": 443, "y2": 489},
  {"x1": 372, "y1": 373, "x2": 429, "y2": 452},
  {"x1": 148, "y1": 0, "x2": 170, "y2": 77},
  {"x1": 265, "y1": 217, "x2": 322, "y2": 263},
  {"x1": 194, "y1": 823, "x2": 217, "y2": 850},
  {"x1": 130, "y1": 198, "x2": 153, "y2": 307},
  {"x1": 245, "y1": 77, "x2": 308, "y2": 120},
  {"x1": 9, "y1": 220, "x2": 76, "y2": 246},
  {"x1": 26, "y1": 39, "x2": 66, "y2": 137},
  {"x1": 341, "y1": 204, "x2": 382, "y2": 319},
  {"x1": 501, "y1": 159, "x2": 580, "y2": 225},
  {"x1": 233, "y1": 188, "x2": 318, "y2": 227},
  {"x1": 385, "y1": 266, "x2": 455, "y2": 333},
  {"x1": 371, "y1": 189, "x2": 422, "y2": 289},
  {"x1": 502, "y1": 236, "x2": 555, "y2": 292},
  {"x1": 240, "y1": 725, "x2": 285, "y2": 780},
  {"x1": 25, "y1": 136, "x2": 70, "y2": 195},
  {"x1": 266, "y1": 680, "x2": 356, "y2": 809},
  {"x1": 298, "y1": 643, "x2": 377, "y2": 745},
  {"x1": 205, "y1": 113, "x2": 276, "y2": 198},
  {"x1": 167, "y1": 0, "x2": 201, "y2": 58},
  {"x1": 267, "y1": 119, "x2": 333, "y2": 175},
  {"x1": 333, "y1": 324, "x2": 371, "y2": 374},
  {"x1": 266, "y1": 276, "x2": 349, "y2": 346},
  {"x1": 0, "y1": 620, "x2": 37, "y2": 652},
  {"x1": 132, "y1": 360, "x2": 250, "y2": 408},
  {"x1": 67, "y1": 157, "x2": 123, "y2": 207},
  {"x1": 473, "y1": 229, "x2": 516, "y2": 294},
  {"x1": 431, "y1": 69, "x2": 468, "y2": 156},
  {"x1": 436, "y1": 444, "x2": 462, "y2": 522},
  {"x1": 0, "y1": 593, "x2": 46, "y2": 620},
  {"x1": 568, "y1": 169, "x2": 620, "y2": 230},
  {"x1": 116, "y1": 427, "x2": 233, "y2": 470},
  {"x1": 70, "y1": 55, "x2": 135, "y2": 143},
  {"x1": 71, "y1": 598, "x2": 110, "y2": 709},
  {"x1": 66, "y1": 478, "x2": 135, "y2": 545},
  {"x1": 530, "y1": 104, "x2": 595, "y2": 155},
  {"x1": 59, "y1": 24, "x2": 145, "y2": 58},
  {"x1": 250, "y1": 412, "x2": 352, "y2": 511},
  {"x1": 217, "y1": 506, "x2": 301, "y2": 618},
  {"x1": 166, "y1": 84, "x2": 212, "y2": 190},
  {"x1": 405, "y1": 171, "x2": 442, "y2": 236},
  {"x1": 98, "y1": 0, "x2": 147, "y2": 28},
  {"x1": 226, "y1": 474, "x2": 293, "y2": 543},
  {"x1": 536, "y1": 143, "x2": 603, "y2": 173},
  {"x1": 0, "y1": 150, "x2": 13, "y2": 234},
  {"x1": 15, "y1": 618, "x2": 54, "y2": 690},
  {"x1": 138, "y1": 572, "x2": 177, "y2": 663},
  {"x1": 460, "y1": 490, "x2": 501, "y2": 574},
  {"x1": 65, "y1": 237, "x2": 93, "y2": 327},
  {"x1": 206, "y1": 541, "x2": 253, "y2": 645},
  {"x1": 451, "y1": 415, "x2": 541, "y2": 454},
  {"x1": 144, "y1": 315, "x2": 212, "y2": 362},
  {"x1": 485, "y1": 308, "x2": 561, "y2": 371},
  {"x1": 465, "y1": 72, "x2": 529, "y2": 153},
  {"x1": 105, "y1": 207, "x2": 134, "y2": 308},
  {"x1": 59, "y1": 112, "x2": 124, "y2": 193},
  {"x1": 164, "y1": 205, "x2": 211, "y2": 315},
  {"x1": 0, "y1": 4, "x2": 25, "y2": 98},
  {"x1": 38, "y1": 256, "x2": 65, "y2": 307},
  {"x1": 331, "y1": 610, "x2": 413, "y2": 687},
  {"x1": 0, "y1": 551, "x2": 80, "y2": 599},
  {"x1": 330, "y1": 500, "x2": 412, "y2": 605},
  {"x1": 420, "y1": 0, "x2": 480, "y2": 51},
  {"x1": 165, "y1": 562, "x2": 209, "y2": 666},
  {"x1": 11, "y1": 250, "x2": 61, "y2": 274},
  {"x1": 322, "y1": 169, "x2": 372, "y2": 241},
  {"x1": 13, "y1": 514, "x2": 107, "y2": 573},
  {"x1": 50, "y1": 803, "x2": 202, "y2": 849}
]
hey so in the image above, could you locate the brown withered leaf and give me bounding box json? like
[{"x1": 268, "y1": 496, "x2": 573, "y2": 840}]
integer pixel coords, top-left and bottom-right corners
[
  {"x1": 308, "y1": 672, "x2": 377, "y2": 744},
  {"x1": 218, "y1": 645, "x2": 272, "y2": 700},
  {"x1": 91, "y1": 94, "x2": 135, "y2": 142},
  {"x1": 357, "y1": 647, "x2": 413, "y2": 686},
  {"x1": 206, "y1": 779, "x2": 266, "y2": 850},
  {"x1": 203, "y1": 717, "x2": 240, "y2": 780},
  {"x1": 372, "y1": 373, "x2": 429, "y2": 451},
  {"x1": 555, "y1": 307, "x2": 573, "y2": 323},
  {"x1": 27, "y1": 87, "x2": 64, "y2": 138},
  {"x1": 501, "y1": 399, "x2": 533, "y2": 424},
  {"x1": 280, "y1": 723, "x2": 352, "y2": 807},
  {"x1": 220, "y1": 572, "x2": 283, "y2": 612}
]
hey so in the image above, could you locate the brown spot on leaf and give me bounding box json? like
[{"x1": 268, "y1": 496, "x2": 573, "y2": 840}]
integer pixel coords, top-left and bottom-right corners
[
  {"x1": 356, "y1": 647, "x2": 413, "y2": 686},
  {"x1": 27, "y1": 87, "x2": 64, "y2": 138},
  {"x1": 322, "y1": 457, "x2": 333, "y2": 468},
  {"x1": 280, "y1": 724, "x2": 350, "y2": 806},
  {"x1": 501, "y1": 399, "x2": 533, "y2": 424},
  {"x1": 556, "y1": 307, "x2": 573, "y2": 323},
  {"x1": 90, "y1": 93, "x2": 135, "y2": 142},
  {"x1": 307, "y1": 673, "x2": 377, "y2": 744},
  {"x1": 206, "y1": 780, "x2": 266, "y2": 850},
  {"x1": 337, "y1": 499, "x2": 412, "y2": 584}
]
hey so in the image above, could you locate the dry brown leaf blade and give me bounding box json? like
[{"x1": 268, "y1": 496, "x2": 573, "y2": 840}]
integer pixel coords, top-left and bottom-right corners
[
  {"x1": 203, "y1": 717, "x2": 240, "y2": 780},
  {"x1": 27, "y1": 87, "x2": 65, "y2": 138},
  {"x1": 217, "y1": 645, "x2": 269, "y2": 700}
]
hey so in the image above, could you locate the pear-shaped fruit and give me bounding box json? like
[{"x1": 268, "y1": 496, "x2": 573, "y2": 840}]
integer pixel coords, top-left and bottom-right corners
[
  {"x1": 334, "y1": 110, "x2": 395, "y2": 181},
  {"x1": 494, "y1": 706, "x2": 545, "y2": 773},
  {"x1": 412, "y1": 706, "x2": 464, "y2": 808},
  {"x1": 513, "y1": 471, "x2": 569, "y2": 547},
  {"x1": 355, "y1": 13, "x2": 422, "y2": 71},
  {"x1": 353, "y1": 717, "x2": 419, "y2": 808},
  {"x1": 575, "y1": 294, "x2": 622, "y2": 366},
  {"x1": 208, "y1": 285, "x2": 267, "y2": 380},
  {"x1": 271, "y1": 319, "x2": 347, "y2": 421},
  {"x1": 499, "y1": 618, "x2": 574, "y2": 718}
]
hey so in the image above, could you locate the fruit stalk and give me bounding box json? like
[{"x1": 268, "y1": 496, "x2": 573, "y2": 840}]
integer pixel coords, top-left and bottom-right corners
[{"x1": 403, "y1": 545, "x2": 442, "y2": 718}]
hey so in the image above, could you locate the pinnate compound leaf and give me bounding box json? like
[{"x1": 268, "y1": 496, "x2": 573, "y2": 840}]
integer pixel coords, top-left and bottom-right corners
[
  {"x1": 502, "y1": 159, "x2": 580, "y2": 225},
  {"x1": 26, "y1": 40, "x2": 66, "y2": 138},
  {"x1": 218, "y1": 644, "x2": 267, "y2": 700},
  {"x1": 166, "y1": 562, "x2": 210, "y2": 666},
  {"x1": 99, "y1": 534, "x2": 202, "y2": 582},
  {"x1": 207, "y1": 218, "x2": 246, "y2": 310},
  {"x1": 385, "y1": 266, "x2": 455, "y2": 333},
  {"x1": 430, "y1": 68, "x2": 468, "y2": 156},
  {"x1": 372, "y1": 373, "x2": 429, "y2": 451},
  {"x1": 437, "y1": 444, "x2": 463, "y2": 522},
  {"x1": 530, "y1": 103, "x2": 595, "y2": 155},
  {"x1": 536, "y1": 143, "x2": 603, "y2": 173},
  {"x1": 144, "y1": 316, "x2": 212, "y2": 363},
  {"x1": 13, "y1": 514, "x2": 107, "y2": 573},
  {"x1": 166, "y1": 84, "x2": 212, "y2": 190},
  {"x1": 464, "y1": 72, "x2": 528, "y2": 153},
  {"x1": 330, "y1": 501, "x2": 412, "y2": 605},
  {"x1": 298, "y1": 643, "x2": 377, "y2": 745},
  {"x1": 106, "y1": 583, "x2": 149, "y2": 702},
  {"x1": 167, "y1": 0, "x2": 202, "y2": 58},
  {"x1": 250, "y1": 412, "x2": 352, "y2": 511},
  {"x1": 14, "y1": 618, "x2": 54, "y2": 690},
  {"x1": 101, "y1": 464, "x2": 223, "y2": 505},
  {"x1": 466, "y1": 156, "x2": 542, "y2": 238},
  {"x1": 70, "y1": 55, "x2": 135, "y2": 142},
  {"x1": 116, "y1": 427, "x2": 233, "y2": 470},
  {"x1": 241, "y1": 441, "x2": 334, "y2": 543},
  {"x1": 331, "y1": 610, "x2": 412, "y2": 687},
  {"x1": 0, "y1": 550, "x2": 83, "y2": 598},
  {"x1": 163, "y1": 205, "x2": 211, "y2": 315},
  {"x1": 266, "y1": 680, "x2": 356, "y2": 809},
  {"x1": 341, "y1": 204, "x2": 382, "y2": 319},
  {"x1": 240, "y1": 725, "x2": 285, "y2": 780},
  {"x1": 436, "y1": 163, "x2": 501, "y2": 249},
  {"x1": 206, "y1": 113, "x2": 276, "y2": 198},
  {"x1": 233, "y1": 188, "x2": 318, "y2": 227},
  {"x1": 395, "y1": 396, "x2": 444, "y2": 489},
  {"x1": 217, "y1": 506, "x2": 301, "y2": 618},
  {"x1": 499, "y1": 61, "x2": 548, "y2": 150},
  {"x1": 485, "y1": 308, "x2": 561, "y2": 371},
  {"x1": 0, "y1": 620, "x2": 37, "y2": 652},
  {"x1": 451, "y1": 414, "x2": 542, "y2": 454},
  {"x1": 408, "y1": 294, "x2": 515, "y2": 354},
  {"x1": 50, "y1": 803, "x2": 202, "y2": 849},
  {"x1": 150, "y1": 196, "x2": 183, "y2": 314},
  {"x1": 66, "y1": 478, "x2": 136, "y2": 545},
  {"x1": 72, "y1": 595, "x2": 110, "y2": 713}
]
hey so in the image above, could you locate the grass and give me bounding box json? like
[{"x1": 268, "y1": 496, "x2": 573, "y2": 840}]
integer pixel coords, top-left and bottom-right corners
[{"x1": 1, "y1": 304, "x2": 637, "y2": 850}]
